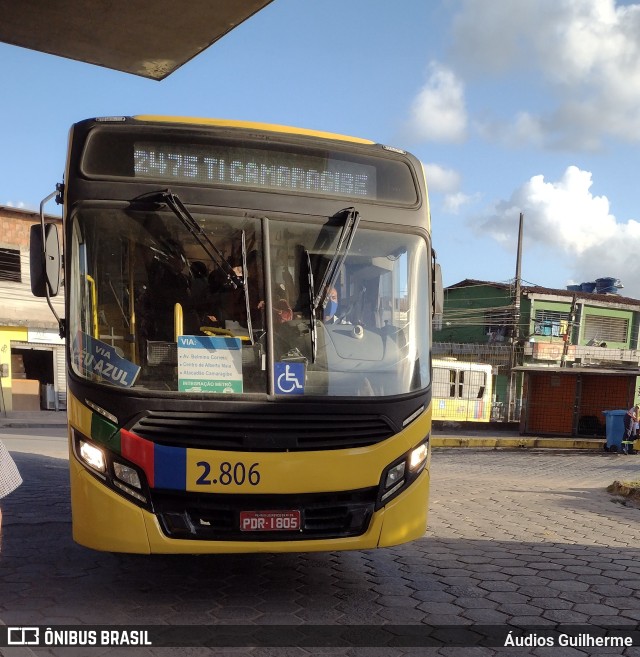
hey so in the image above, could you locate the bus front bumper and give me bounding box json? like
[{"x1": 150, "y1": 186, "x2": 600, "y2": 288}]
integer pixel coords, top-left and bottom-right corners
[{"x1": 70, "y1": 458, "x2": 429, "y2": 554}]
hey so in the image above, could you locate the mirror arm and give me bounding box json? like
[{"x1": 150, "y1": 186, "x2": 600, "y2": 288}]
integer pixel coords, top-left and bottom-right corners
[{"x1": 39, "y1": 190, "x2": 65, "y2": 338}]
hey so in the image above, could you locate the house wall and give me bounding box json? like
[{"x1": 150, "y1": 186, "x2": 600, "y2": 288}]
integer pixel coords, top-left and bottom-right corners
[
  {"x1": 0, "y1": 206, "x2": 65, "y2": 410},
  {"x1": 523, "y1": 371, "x2": 634, "y2": 436},
  {"x1": 526, "y1": 372, "x2": 577, "y2": 435},
  {"x1": 577, "y1": 305, "x2": 633, "y2": 348},
  {"x1": 0, "y1": 325, "x2": 28, "y2": 411},
  {"x1": 435, "y1": 280, "x2": 640, "y2": 424},
  {"x1": 0, "y1": 207, "x2": 64, "y2": 327},
  {"x1": 434, "y1": 284, "x2": 512, "y2": 344}
]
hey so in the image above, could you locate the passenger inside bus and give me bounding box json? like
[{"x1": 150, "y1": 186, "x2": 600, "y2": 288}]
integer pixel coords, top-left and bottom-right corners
[
  {"x1": 203, "y1": 249, "x2": 265, "y2": 335},
  {"x1": 140, "y1": 239, "x2": 200, "y2": 341},
  {"x1": 323, "y1": 287, "x2": 350, "y2": 325},
  {"x1": 324, "y1": 287, "x2": 340, "y2": 323},
  {"x1": 273, "y1": 298, "x2": 293, "y2": 324}
]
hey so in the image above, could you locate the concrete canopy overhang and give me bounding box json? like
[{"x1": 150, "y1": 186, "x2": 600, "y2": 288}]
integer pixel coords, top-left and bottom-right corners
[{"x1": 0, "y1": 0, "x2": 273, "y2": 80}]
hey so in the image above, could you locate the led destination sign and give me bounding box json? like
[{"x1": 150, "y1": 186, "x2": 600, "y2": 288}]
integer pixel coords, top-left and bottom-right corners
[
  {"x1": 81, "y1": 127, "x2": 418, "y2": 204},
  {"x1": 133, "y1": 142, "x2": 378, "y2": 198}
]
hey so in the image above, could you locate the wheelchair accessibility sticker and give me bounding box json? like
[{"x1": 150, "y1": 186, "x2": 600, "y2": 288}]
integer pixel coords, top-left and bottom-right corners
[{"x1": 275, "y1": 362, "x2": 305, "y2": 394}]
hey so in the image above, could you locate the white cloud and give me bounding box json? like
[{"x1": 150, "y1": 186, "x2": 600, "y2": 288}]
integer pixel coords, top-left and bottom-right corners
[
  {"x1": 476, "y1": 165, "x2": 640, "y2": 296},
  {"x1": 452, "y1": 1, "x2": 544, "y2": 73},
  {"x1": 4, "y1": 201, "x2": 26, "y2": 209},
  {"x1": 407, "y1": 62, "x2": 467, "y2": 143},
  {"x1": 423, "y1": 163, "x2": 461, "y2": 193},
  {"x1": 423, "y1": 163, "x2": 478, "y2": 213},
  {"x1": 452, "y1": 0, "x2": 640, "y2": 149},
  {"x1": 443, "y1": 192, "x2": 477, "y2": 214},
  {"x1": 476, "y1": 112, "x2": 546, "y2": 149}
]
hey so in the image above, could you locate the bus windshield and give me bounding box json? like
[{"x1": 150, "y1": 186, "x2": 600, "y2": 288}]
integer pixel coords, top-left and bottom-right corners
[{"x1": 68, "y1": 204, "x2": 430, "y2": 397}]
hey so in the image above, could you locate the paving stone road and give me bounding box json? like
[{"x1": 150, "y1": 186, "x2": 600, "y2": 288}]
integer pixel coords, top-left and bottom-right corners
[{"x1": 1, "y1": 447, "x2": 640, "y2": 656}]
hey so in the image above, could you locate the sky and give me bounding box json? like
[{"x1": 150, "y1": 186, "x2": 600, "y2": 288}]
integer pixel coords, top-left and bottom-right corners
[{"x1": 2, "y1": 0, "x2": 640, "y2": 297}]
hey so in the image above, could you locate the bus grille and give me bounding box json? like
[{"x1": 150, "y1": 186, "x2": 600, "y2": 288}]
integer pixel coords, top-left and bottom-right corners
[
  {"x1": 128, "y1": 411, "x2": 394, "y2": 451},
  {"x1": 152, "y1": 489, "x2": 376, "y2": 541}
]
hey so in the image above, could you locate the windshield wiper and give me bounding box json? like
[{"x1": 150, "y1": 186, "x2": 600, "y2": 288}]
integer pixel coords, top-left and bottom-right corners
[
  {"x1": 314, "y1": 207, "x2": 360, "y2": 312},
  {"x1": 305, "y1": 249, "x2": 318, "y2": 363},
  {"x1": 159, "y1": 190, "x2": 243, "y2": 290},
  {"x1": 240, "y1": 228, "x2": 254, "y2": 344},
  {"x1": 158, "y1": 190, "x2": 253, "y2": 344}
]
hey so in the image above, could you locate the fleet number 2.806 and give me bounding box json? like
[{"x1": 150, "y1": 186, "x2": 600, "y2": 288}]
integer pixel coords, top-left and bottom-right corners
[{"x1": 195, "y1": 461, "x2": 261, "y2": 486}]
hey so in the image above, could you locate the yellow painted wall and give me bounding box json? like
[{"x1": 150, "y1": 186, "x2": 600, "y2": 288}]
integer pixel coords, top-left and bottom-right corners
[{"x1": 0, "y1": 326, "x2": 29, "y2": 411}]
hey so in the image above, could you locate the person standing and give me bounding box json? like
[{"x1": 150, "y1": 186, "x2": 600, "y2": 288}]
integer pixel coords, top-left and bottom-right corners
[
  {"x1": 0, "y1": 439, "x2": 22, "y2": 542},
  {"x1": 622, "y1": 405, "x2": 639, "y2": 454}
]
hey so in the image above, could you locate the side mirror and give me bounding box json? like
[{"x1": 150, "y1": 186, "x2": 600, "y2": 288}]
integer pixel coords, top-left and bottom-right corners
[{"x1": 30, "y1": 223, "x2": 61, "y2": 297}]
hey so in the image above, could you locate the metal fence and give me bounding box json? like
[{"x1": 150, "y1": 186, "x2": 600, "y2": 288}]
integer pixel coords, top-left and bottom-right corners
[{"x1": 433, "y1": 342, "x2": 524, "y2": 422}]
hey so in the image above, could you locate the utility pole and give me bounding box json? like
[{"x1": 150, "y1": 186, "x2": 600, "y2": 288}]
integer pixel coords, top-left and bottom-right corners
[
  {"x1": 506, "y1": 212, "x2": 524, "y2": 422},
  {"x1": 513, "y1": 212, "x2": 523, "y2": 342},
  {"x1": 560, "y1": 294, "x2": 578, "y2": 367}
]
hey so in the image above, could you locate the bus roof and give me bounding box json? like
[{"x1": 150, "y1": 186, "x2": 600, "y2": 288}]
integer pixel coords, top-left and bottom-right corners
[
  {"x1": 432, "y1": 359, "x2": 493, "y2": 372},
  {"x1": 0, "y1": 0, "x2": 272, "y2": 80},
  {"x1": 133, "y1": 115, "x2": 375, "y2": 145}
]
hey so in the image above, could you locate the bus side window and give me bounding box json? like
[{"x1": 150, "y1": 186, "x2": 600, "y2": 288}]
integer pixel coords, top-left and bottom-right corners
[{"x1": 469, "y1": 371, "x2": 486, "y2": 400}]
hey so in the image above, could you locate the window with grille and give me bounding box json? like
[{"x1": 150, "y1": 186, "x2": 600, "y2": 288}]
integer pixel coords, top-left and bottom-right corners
[
  {"x1": 466, "y1": 370, "x2": 487, "y2": 399},
  {"x1": 433, "y1": 367, "x2": 455, "y2": 398},
  {"x1": 583, "y1": 314, "x2": 628, "y2": 343},
  {"x1": 534, "y1": 310, "x2": 570, "y2": 337},
  {"x1": 0, "y1": 248, "x2": 21, "y2": 283},
  {"x1": 432, "y1": 366, "x2": 486, "y2": 399}
]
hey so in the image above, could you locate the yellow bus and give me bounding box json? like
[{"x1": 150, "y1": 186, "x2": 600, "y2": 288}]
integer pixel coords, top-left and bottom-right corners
[
  {"x1": 31, "y1": 116, "x2": 441, "y2": 553},
  {"x1": 432, "y1": 359, "x2": 493, "y2": 422}
]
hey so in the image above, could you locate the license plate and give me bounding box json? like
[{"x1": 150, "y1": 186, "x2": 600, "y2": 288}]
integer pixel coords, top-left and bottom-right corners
[{"x1": 239, "y1": 510, "x2": 301, "y2": 532}]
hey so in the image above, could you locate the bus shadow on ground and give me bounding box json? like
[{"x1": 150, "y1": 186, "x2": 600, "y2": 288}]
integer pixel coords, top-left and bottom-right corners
[{"x1": 2, "y1": 452, "x2": 640, "y2": 630}]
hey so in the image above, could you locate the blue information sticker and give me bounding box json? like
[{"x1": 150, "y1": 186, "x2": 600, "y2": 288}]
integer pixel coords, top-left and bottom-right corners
[
  {"x1": 274, "y1": 362, "x2": 305, "y2": 395},
  {"x1": 72, "y1": 333, "x2": 141, "y2": 388}
]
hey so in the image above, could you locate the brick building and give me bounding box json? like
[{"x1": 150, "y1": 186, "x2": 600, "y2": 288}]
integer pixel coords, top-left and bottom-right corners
[{"x1": 0, "y1": 205, "x2": 65, "y2": 411}]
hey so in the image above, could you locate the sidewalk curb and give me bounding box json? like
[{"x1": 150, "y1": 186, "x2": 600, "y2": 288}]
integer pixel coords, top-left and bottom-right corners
[
  {"x1": 0, "y1": 423, "x2": 66, "y2": 430},
  {"x1": 432, "y1": 436, "x2": 605, "y2": 450}
]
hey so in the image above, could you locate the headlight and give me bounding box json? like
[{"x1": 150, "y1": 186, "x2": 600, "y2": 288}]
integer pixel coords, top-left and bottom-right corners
[
  {"x1": 381, "y1": 461, "x2": 407, "y2": 502},
  {"x1": 113, "y1": 462, "x2": 142, "y2": 488},
  {"x1": 112, "y1": 462, "x2": 147, "y2": 502},
  {"x1": 73, "y1": 430, "x2": 149, "y2": 507},
  {"x1": 377, "y1": 438, "x2": 429, "y2": 508},
  {"x1": 409, "y1": 443, "x2": 428, "y2": 471},
  {"x1": 385, "y1": 461, "x2": 406, "y2": 488},
  {"x1": 79, "y1": 439, "x2": 106, "y2": 473}
]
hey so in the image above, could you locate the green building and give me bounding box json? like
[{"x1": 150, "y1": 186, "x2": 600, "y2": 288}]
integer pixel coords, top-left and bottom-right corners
[{"x1": 433, "y1": 279, "x2": 640, "y2": 435}]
